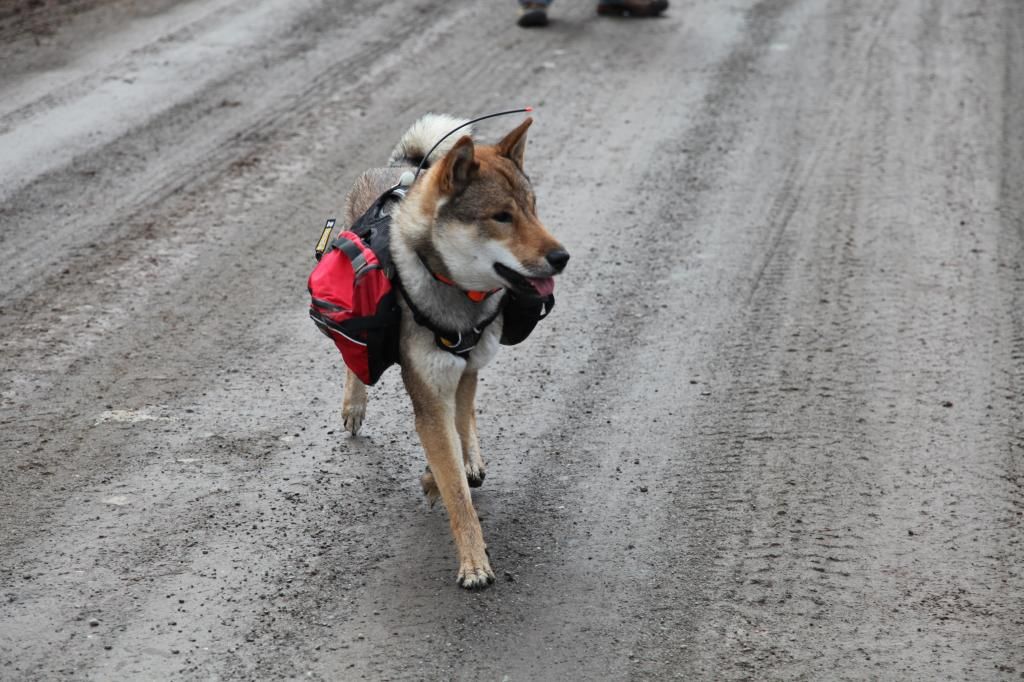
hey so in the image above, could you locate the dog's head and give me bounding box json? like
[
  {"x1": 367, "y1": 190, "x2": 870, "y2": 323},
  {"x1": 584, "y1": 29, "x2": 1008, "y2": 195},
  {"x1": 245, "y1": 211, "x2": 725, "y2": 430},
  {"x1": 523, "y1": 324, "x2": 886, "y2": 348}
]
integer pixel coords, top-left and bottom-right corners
[{"x1": 410, "y1": 118, "x2": 569, "y2": 298}]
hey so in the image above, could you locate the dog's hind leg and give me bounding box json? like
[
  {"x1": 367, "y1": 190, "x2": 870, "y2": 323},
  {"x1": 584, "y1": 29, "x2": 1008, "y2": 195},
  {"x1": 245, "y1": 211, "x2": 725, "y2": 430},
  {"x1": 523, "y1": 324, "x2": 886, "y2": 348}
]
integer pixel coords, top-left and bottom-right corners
[
  {"x1": 455, "y1": 371, "x2": 485, "y2": 487},
  {"x1": 342, "y1": 368, "x2": 367, "y2": 435},
  {"x1": 403, "y1": 365, "x2": 495, "y2": 590}
]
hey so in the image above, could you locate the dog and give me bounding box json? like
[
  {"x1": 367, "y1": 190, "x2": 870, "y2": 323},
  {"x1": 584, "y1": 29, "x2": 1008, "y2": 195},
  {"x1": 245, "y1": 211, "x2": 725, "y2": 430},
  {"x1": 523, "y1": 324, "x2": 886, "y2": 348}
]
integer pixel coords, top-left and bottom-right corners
[{"x1": 336, "y1": 113, "x2": 569, "y2": 589}]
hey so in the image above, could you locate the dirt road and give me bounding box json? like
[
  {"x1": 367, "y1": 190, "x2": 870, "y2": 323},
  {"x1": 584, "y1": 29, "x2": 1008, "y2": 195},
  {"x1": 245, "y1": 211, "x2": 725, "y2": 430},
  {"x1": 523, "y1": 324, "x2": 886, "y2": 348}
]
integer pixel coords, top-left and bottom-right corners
[{"x1": 2, "y1": 0, "x2": 1022, "y2": 678}]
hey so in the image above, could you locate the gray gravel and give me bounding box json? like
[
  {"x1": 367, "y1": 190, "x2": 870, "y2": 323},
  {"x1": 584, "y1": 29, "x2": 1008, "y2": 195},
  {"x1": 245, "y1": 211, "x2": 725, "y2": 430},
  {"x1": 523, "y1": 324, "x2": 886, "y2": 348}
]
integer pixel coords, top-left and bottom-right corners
[{"x1": 1, "y1": 0, "x2": 1023, "y2": 679}]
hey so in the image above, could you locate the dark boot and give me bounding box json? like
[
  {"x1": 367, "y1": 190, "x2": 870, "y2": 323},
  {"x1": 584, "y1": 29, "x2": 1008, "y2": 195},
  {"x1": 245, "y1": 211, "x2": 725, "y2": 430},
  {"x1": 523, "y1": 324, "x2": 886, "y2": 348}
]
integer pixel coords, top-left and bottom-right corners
[
  {"x1": 596, "y1": 0, "x2": 668, "y2": 17},
  {"x1": 517, "y1": 3, "x2": 550, "y2": 27}
]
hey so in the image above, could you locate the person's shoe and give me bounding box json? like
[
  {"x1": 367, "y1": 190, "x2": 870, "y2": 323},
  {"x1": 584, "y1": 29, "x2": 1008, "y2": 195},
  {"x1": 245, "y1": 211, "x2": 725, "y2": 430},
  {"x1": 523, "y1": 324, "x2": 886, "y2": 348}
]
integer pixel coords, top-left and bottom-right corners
[
  {"x1": 596, "y1": 0, "x2": 668, "y2": 17},
  {"x1": 517, "y1": 3, "x2": 549, "y2": 27}
]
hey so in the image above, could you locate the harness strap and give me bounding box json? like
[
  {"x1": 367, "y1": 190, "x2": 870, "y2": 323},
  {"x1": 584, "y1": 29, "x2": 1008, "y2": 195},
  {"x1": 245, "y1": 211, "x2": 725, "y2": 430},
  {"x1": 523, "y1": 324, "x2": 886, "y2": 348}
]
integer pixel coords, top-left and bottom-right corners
[{"x1": 396, "y1": 281, "x2": 503, "y2": 357}]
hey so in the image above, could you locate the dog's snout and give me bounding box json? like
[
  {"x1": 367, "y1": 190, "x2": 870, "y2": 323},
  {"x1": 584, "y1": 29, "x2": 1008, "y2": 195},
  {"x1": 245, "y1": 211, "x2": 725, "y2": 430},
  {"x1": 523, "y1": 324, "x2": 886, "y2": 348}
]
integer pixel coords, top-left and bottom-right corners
[{"x1": 546, "y1": 249, "x2": 570, "y2": 273}]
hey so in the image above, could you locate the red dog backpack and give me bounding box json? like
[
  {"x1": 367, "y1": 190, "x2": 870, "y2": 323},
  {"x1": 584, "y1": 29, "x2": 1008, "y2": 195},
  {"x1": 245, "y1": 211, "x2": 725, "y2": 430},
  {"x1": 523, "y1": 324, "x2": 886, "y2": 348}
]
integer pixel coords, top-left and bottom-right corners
[{"x1": 307, "y1": 190, "x2": 402, "y2": 385}]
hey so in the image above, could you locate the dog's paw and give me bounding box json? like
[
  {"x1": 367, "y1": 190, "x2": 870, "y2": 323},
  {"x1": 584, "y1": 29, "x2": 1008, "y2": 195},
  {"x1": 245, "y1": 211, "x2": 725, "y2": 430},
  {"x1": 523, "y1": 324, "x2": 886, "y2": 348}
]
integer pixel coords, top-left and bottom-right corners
[
  {"x1": 342, "y1": 402, "x2": 365, "y2": 435},
  {"x1": 420, "y1": 467, "x2": 440, "y2": 506},
  {"x1": 464, "y1": 448, "x2": 486, "y2": 488},
  {"x1": 457, "y1": 556, "x2": 495, "y2": 590},
  {"x1": 465, "y1": 461, "x2": 486, "y2": 488}
]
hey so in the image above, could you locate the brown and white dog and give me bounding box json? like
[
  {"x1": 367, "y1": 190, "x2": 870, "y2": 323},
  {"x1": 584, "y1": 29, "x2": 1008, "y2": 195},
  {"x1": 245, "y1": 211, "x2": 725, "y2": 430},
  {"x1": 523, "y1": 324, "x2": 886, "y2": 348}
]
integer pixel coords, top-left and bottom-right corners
[{"x1": 338, "y1": 114, "x2": 569, "y2": 589}]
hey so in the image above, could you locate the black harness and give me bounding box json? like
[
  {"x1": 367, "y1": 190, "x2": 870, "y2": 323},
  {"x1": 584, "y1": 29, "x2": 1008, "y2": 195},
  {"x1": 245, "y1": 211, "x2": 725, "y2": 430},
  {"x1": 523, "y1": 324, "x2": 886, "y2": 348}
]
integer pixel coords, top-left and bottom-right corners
[
  {"x1": 349, "y1": 187, "x2": 554, "y2": 360},
  {"x1": 397, "y1": 285, "x2": 504, "y2": 356}
]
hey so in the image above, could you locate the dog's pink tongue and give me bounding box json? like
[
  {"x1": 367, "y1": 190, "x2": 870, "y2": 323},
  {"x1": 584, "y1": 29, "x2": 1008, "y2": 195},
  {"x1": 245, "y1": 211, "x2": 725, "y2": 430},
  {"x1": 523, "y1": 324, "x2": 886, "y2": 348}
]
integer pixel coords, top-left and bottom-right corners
[{"x1": 528, "y1": 277, "x2": 556, "y2": 297}]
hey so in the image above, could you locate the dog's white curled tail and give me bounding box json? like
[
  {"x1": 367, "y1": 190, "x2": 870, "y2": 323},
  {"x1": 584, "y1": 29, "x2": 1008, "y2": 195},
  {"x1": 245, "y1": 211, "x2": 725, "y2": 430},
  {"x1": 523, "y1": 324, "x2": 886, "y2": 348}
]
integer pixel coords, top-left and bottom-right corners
[{"x1": 388, "y1": 113, "x2": 472, "y2": 168}]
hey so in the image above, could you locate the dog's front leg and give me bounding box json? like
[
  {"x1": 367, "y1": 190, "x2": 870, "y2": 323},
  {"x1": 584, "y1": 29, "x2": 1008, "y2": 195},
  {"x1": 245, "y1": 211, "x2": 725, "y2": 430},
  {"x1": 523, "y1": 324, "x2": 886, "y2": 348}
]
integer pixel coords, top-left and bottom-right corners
[
  {"x1": 456, "y1": 371, "x2": 485, "y2": 487},
  {"x1": 342, "y1": 368, "x2": 367, "y2": 435},
  {"x1": 403, "y1": 366, "x2": 495, "y2": 590}
]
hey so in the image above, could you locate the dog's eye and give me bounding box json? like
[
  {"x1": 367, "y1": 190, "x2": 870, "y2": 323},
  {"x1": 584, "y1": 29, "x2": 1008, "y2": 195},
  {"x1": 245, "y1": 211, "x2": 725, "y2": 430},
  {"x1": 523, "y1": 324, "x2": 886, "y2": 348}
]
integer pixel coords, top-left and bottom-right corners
[{"x1": 491, "y1": 211, "x2": 513, "y2": 223}]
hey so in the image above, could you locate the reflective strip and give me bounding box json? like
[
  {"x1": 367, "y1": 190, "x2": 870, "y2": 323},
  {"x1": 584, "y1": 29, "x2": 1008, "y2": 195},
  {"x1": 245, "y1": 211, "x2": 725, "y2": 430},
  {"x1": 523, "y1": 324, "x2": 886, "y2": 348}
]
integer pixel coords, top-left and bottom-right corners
[
  {"x1": 330, "y1": 328, "x2": 368, "y2": 347},
  {"x1": 310, "y1": 310, "x2": 370, "y2": 347}
]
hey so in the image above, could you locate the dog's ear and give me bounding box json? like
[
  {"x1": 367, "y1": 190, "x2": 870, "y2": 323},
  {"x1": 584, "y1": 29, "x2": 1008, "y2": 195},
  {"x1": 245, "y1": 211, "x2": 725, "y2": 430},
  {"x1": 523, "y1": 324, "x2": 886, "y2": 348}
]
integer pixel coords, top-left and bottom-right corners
[
  {"x1": 496, "y1": 117, "x2": 532, "y2": 169},
  {"x1": 436, "y1": 135, "x2": 479, "y2": 197}
]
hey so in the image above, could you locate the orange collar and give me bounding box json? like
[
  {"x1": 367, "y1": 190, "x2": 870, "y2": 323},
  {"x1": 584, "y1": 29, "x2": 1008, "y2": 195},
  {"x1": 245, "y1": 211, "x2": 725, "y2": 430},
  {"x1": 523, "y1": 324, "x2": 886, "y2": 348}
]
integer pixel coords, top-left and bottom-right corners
[{"x1": 430, "y1": 271, "x2": 502, "y2": 303}]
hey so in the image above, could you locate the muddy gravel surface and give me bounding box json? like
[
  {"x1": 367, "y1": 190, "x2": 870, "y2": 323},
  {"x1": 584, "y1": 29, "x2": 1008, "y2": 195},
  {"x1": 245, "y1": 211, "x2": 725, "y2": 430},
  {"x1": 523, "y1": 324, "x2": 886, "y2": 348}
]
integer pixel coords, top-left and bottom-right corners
[{"x1": 2, "y1": 0, "x2": 1023, "y2": 679}]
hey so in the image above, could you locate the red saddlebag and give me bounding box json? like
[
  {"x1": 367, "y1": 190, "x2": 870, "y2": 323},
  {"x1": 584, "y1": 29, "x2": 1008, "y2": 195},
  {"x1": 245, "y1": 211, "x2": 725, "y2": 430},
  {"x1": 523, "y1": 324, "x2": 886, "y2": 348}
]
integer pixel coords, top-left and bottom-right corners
[{"x1": 308, "y1": 193, "x2": 401, "y2": 385}]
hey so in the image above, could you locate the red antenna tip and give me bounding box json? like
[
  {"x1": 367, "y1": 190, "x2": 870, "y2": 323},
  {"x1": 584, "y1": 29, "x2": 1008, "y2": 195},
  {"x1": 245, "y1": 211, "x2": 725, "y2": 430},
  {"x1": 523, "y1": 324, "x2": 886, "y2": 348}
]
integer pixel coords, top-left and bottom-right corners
[{"x1": 524, "y1": 106, "x2": 534, "y2": 112}]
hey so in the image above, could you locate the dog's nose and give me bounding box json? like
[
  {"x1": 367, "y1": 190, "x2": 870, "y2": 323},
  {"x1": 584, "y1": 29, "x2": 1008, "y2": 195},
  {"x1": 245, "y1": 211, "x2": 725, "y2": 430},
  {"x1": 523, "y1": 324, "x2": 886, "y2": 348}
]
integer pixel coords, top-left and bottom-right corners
[{"x1": 546, "y1": 249, "x2": 570, "y2": 273}]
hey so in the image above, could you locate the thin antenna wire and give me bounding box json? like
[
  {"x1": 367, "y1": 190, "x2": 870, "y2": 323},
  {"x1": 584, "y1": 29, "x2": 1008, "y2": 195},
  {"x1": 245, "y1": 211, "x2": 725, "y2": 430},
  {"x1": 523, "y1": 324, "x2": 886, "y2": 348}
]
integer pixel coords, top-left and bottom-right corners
[{"x1": 412, "y1": 107, "x2": 533, "y2": 181}]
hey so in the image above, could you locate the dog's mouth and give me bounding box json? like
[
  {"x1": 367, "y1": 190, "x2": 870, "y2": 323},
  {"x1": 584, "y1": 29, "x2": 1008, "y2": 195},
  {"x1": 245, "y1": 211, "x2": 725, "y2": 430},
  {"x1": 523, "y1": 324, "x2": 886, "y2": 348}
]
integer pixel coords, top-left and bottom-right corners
[{"x1": 493, "y1": 263, "x2": 555, "y2": 299}]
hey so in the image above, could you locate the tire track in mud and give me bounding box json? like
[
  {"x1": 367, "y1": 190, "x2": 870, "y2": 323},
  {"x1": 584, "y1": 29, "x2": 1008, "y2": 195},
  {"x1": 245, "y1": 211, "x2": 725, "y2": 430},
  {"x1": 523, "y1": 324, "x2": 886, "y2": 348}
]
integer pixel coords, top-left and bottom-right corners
[
  {"x1": 660, "y1": 1, "x2": 1024, "y2": 678},
  {"x1": 660, "y1": 1, "x2": 910, "y2": 674}
]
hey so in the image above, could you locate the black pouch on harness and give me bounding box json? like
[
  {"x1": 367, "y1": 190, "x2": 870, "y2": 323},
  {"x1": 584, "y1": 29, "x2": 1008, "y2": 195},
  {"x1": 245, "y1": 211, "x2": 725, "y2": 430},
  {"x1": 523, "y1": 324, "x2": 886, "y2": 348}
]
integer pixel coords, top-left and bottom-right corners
[{"x1": 500, "y1": 292, "x2": 554, "y2": 346}]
